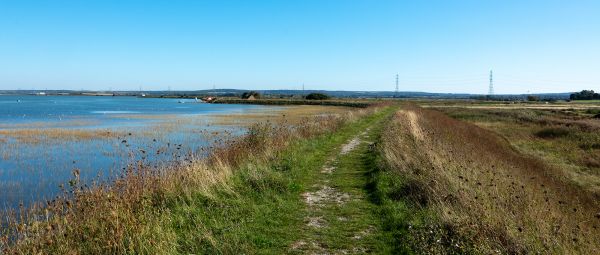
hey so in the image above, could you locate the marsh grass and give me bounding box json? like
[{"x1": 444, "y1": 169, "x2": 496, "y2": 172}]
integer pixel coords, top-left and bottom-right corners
[
  {"x1": 0, "y1": 105, "x2": 378, "y2": 254},
  {"x1": 377, "y1": 104, "x2": 600, "y2": 254}
]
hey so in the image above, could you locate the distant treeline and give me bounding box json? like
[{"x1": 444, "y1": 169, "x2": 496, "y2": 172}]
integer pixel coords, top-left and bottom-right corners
[
  {"x1": 211, "y1": 98, "x2": 373, "y2": 108},
  {"x1": 470, "y1": 95, "x2": 560, "y2": 102},
  {"x1": 570, "y1": 90, "x2": 600, "y2": 100}
]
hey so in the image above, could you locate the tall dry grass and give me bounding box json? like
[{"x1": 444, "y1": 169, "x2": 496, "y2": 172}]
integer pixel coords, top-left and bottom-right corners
[
  {"x1": 0, "y1": 106, "x2": 378, "y2": 254},
  {"x1": 380, "y1": 104, "x2": 600, "y2": 254}
]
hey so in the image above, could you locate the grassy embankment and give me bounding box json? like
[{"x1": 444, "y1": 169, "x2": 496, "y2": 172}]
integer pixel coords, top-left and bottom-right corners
[
  {"x1": 2, "y1": 104, "x2": 394, "y2": 254},
  {"x1": 374, "y1": 104, "x2": 600, "y2": 254}
]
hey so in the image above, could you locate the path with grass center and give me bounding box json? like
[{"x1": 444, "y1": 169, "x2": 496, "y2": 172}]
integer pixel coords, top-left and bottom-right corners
[{"x1": 289, "y1": 121, "x2": 388, "y2": 254}]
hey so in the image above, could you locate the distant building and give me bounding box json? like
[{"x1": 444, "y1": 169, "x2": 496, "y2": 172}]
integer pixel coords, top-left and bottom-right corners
[{"x1": 203, "y1": 96, "x2": 216, "y2": 102}]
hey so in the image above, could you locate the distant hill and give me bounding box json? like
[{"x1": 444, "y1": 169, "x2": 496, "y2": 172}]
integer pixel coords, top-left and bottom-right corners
[{"x1": 0, "y1": 89, "x2": 573, "y2": 100}]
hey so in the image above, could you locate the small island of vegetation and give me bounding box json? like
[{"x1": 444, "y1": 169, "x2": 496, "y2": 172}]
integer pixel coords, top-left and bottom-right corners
[{"x1": 305, "y1": 92, "x2": 331, "y2": 100}]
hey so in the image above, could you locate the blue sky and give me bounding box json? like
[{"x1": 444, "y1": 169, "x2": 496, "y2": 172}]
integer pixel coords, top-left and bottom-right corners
[{"x1": 0, "y1": 0, "x2": 599, "y2": 93}]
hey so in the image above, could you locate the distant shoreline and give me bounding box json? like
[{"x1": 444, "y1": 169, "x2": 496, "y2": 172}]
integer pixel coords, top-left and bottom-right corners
[{"x1": 0, "y1": 89, "x2": 576, "y2": 100}]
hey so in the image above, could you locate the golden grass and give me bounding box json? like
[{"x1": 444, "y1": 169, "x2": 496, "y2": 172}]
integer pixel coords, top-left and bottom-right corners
[{"x1": 381, "y1": 104, "x2": 600, "y2": 254}]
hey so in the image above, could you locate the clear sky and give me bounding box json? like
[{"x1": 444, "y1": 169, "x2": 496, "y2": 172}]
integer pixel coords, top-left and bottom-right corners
[{"x1": 0, "y1": 0, "x2": 599, "y2": 94}]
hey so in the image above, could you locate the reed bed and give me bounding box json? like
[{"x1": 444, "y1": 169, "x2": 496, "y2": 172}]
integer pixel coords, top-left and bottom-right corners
[
  {"x1": 0, "y1": 106, "x2": 379, "y2": 254},
  {"x1": 378, "y1": 104, "x2": 600, "y2": 254}
]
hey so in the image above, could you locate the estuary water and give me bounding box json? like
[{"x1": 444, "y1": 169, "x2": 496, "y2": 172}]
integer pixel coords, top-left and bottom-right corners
[{"x1": 0, "y1": 95, "x2": 276, "y2": 209}]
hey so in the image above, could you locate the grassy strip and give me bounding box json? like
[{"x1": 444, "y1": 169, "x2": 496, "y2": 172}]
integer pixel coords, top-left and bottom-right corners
[
  {"x1": 161, "y1": 106, "x2": 395, "y2": 254},
  {"x1": 211, "y1": 98, "x2": 374, "y2": 108},
  {"x1": 163, "y1": 106, "x2": 394, "y2": 254},
  {"x1": 288, "y1": 106, "x2": 397, "y2": 253}
]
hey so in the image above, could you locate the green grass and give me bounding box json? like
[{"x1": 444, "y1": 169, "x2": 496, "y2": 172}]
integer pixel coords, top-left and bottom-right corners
[
  {"x1": 287, "y1": 107, "x2": 396, "y2": 253},
  {"x1": 156, "y1": 106, "x2": 397, "y2": 254}
]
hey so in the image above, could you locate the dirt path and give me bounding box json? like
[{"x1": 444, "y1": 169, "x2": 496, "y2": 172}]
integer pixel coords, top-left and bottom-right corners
[{"x1": 289, "y1": 126, "x2": 385, "y2": 254}]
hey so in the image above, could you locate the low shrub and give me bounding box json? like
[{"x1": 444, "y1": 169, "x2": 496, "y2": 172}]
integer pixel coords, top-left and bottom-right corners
[
  {"x1": 241, "y1": 91, "x2": 261, "y2": 99},
  {"x1": 534, "y1": 127, "x2": 571, "y2": 138},
  {"x1": 305, "y1": 93, "x2": 330, "y2": 100}
]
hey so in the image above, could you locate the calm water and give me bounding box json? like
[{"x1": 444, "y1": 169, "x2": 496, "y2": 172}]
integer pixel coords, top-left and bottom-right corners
[{"x1": 0, "y1": 95, "x2": 275, "y2": 209}]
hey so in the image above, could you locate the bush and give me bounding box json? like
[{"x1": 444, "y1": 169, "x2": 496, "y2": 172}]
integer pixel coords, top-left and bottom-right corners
[
  {"x1": 526, "y1": 95, "x2": 539, "y2": 101},
  {"x1": 570, "y1": 90, "x2": 600, "y2": 100},
  {"x1": 534, "y1": 127, "x2": 571, "y2": 138},
  {"x1": 305, "y1": 93, "x2": 330, "y2": 100},
  {"x1": 241, "y1": 91, "x2": 261, "y2": 99}
]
